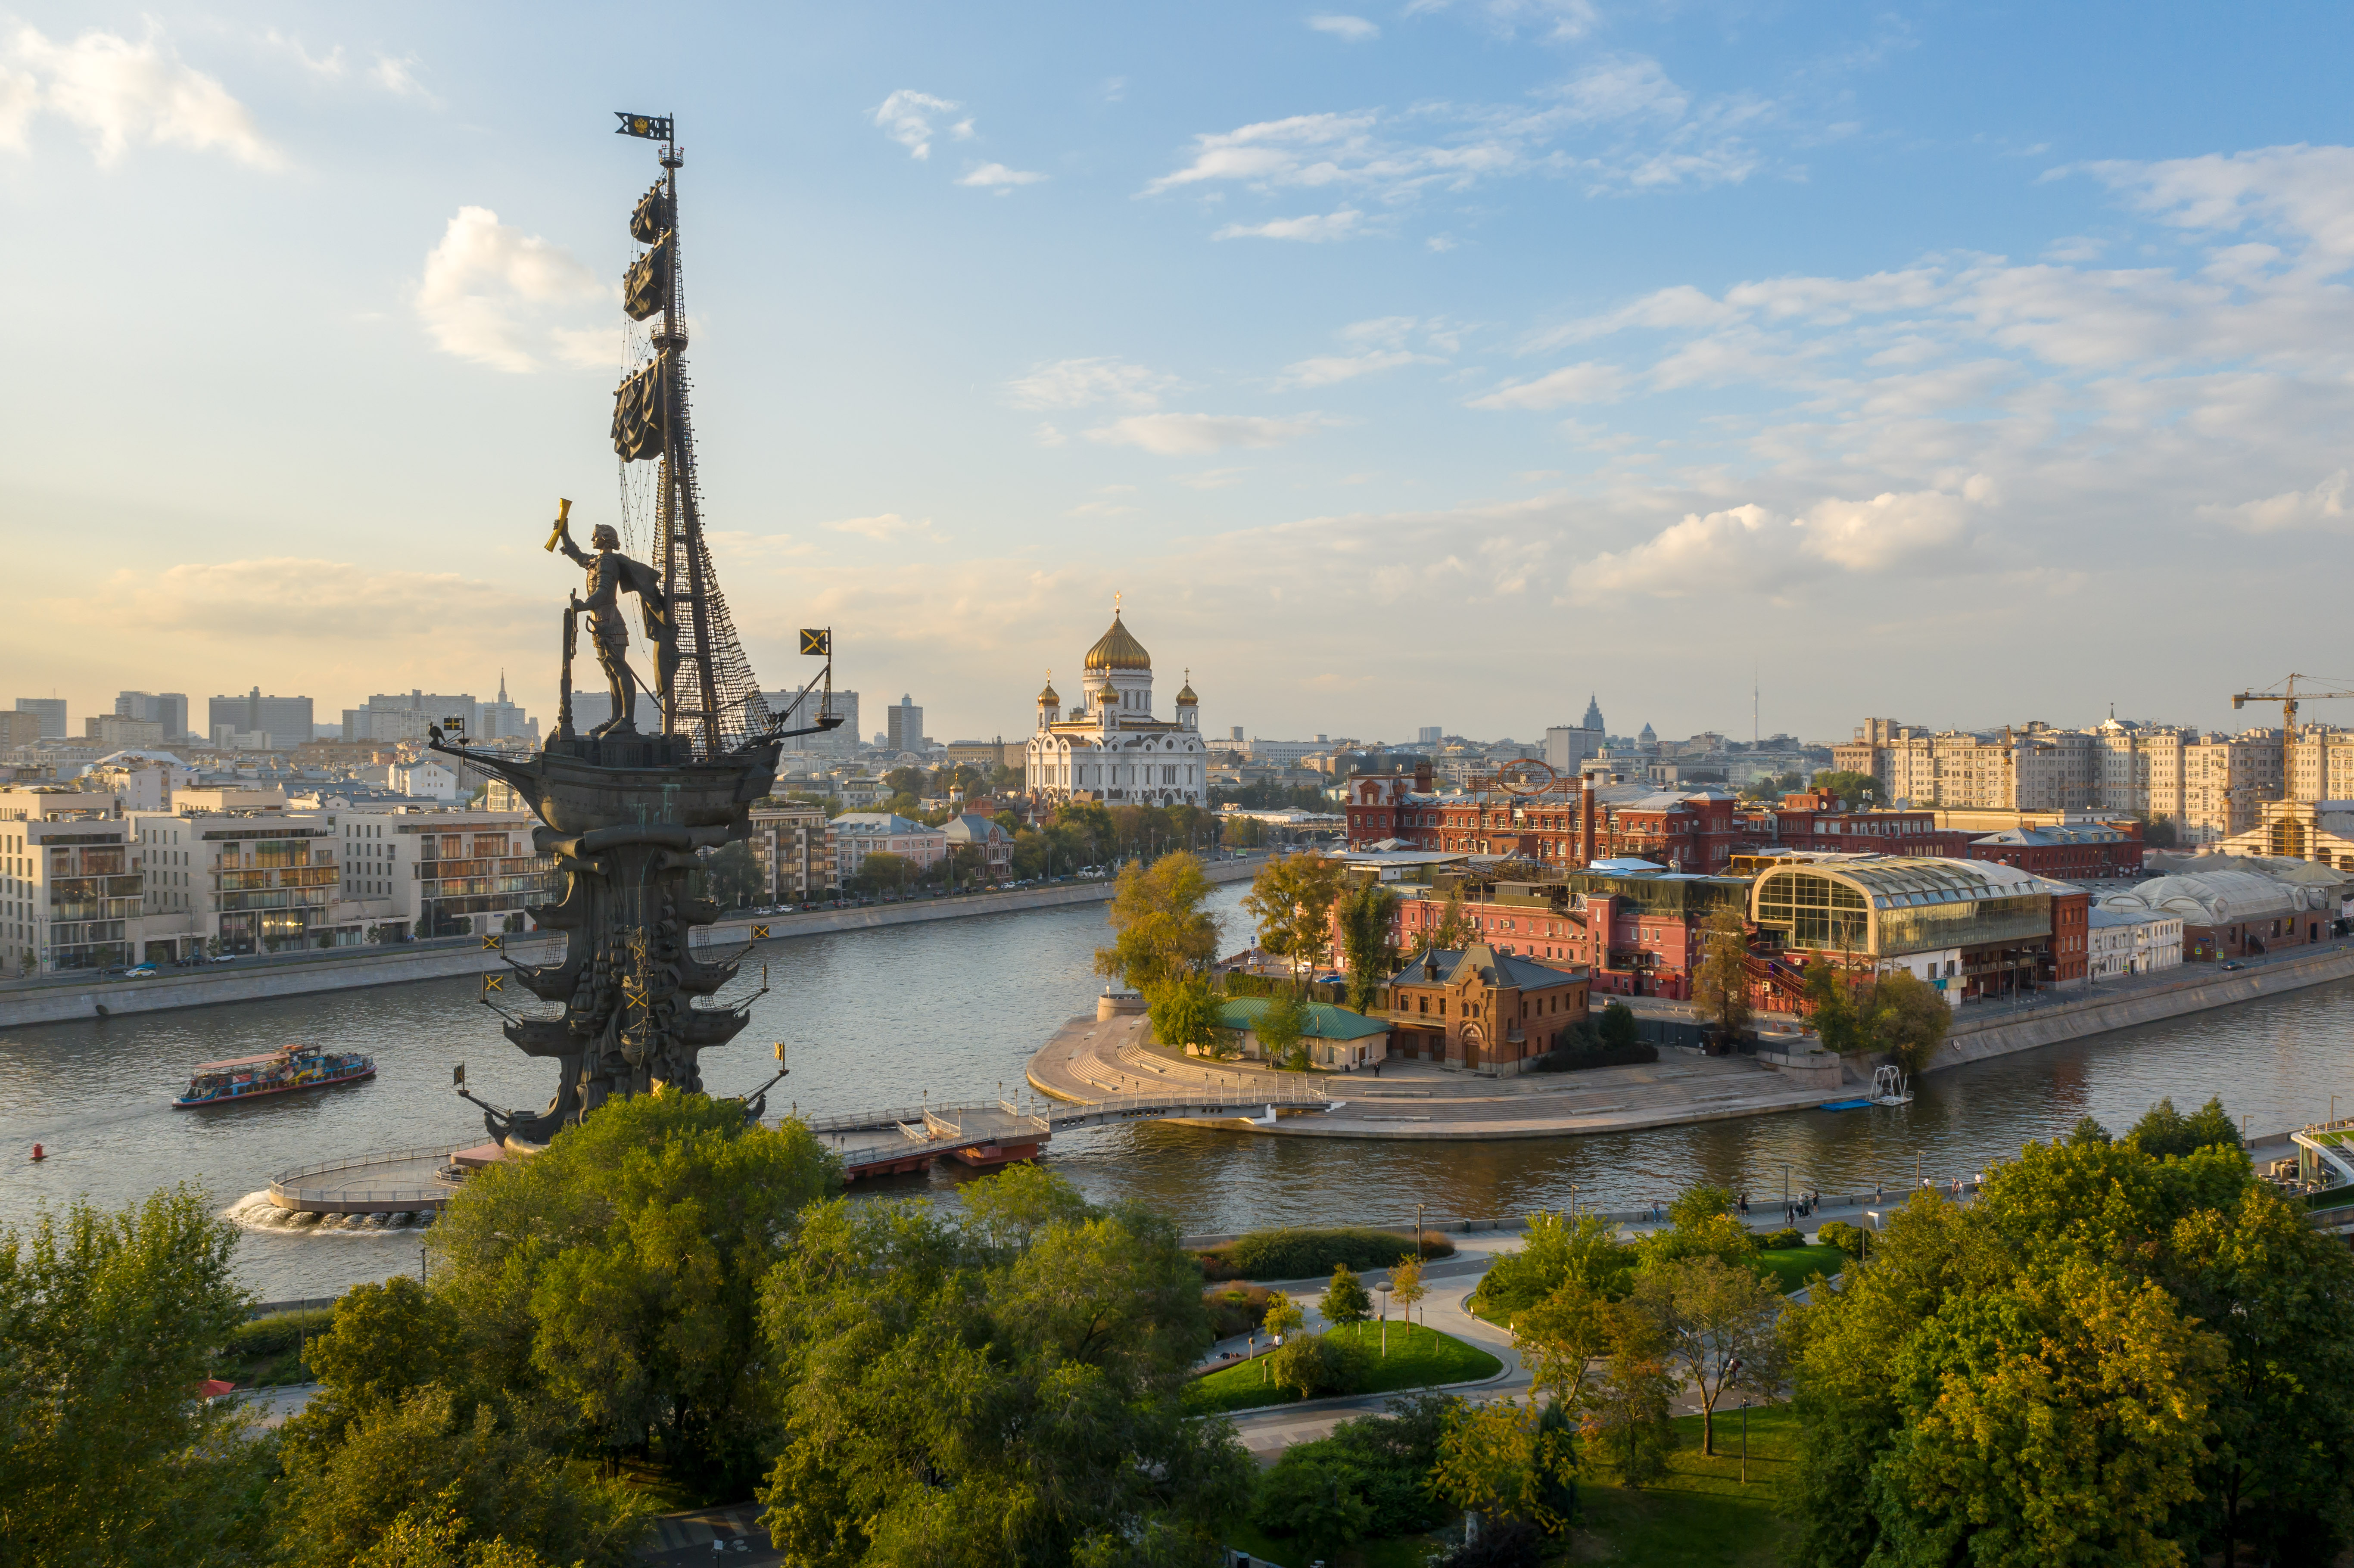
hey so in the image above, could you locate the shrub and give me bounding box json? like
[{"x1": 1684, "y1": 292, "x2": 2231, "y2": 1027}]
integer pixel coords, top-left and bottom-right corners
[
  {"x1": 1471, "y1": 1213, "x2": 1632, "y2": 1316},
  {"x1": 1256, "y1": 1395, "x2": 1460, "y2": 1549},
  {"x1": 1202, "y1": 1283, "x2": 1274, "y2": 1340},
  {"x1": 1200, "y1": 1227, "x2": 1455, "y2": 1282},
  {"x1": 1253, "y1": 1453, "x2": 1373, "y2": 1561},
  {"x1": 224, "y1": 1307, "x2": 336, "y2": 1359},
  {"x1": 1320, "y1": 1263, "x2": 1373, "y2": 1325},
  {"x1": 1598, "y1": 1001, "x2": 1641, "y2": 1051},
  {"x1": 1753, "y1": 1227, "x2": 1806, "y2": 1251},
  {"x1": 1816, "y1": 1219, "x2": 1866, "y2": 1258},
  {"x1": 1267, "y1": 1331, "x2": 1368, "y2": 1400}
]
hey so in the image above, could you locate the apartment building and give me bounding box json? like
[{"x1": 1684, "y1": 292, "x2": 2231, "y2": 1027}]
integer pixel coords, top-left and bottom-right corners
[
  {"x1": 748, "y1": 802, "x2": 836, "y2": 903},
  {"x1": 0, "y1": 789, "x2": 141, "y2": 973}
]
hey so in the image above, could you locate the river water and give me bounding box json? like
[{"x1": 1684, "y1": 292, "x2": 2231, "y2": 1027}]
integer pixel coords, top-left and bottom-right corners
[{"x1": 3, "y1": 882, "x2": 2349, "y2": 1299}]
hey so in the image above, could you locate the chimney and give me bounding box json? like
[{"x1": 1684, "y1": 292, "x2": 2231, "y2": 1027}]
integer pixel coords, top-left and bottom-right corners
[{"x1": 1414, "y1": 759, "x2": 1433, "y2": 792}]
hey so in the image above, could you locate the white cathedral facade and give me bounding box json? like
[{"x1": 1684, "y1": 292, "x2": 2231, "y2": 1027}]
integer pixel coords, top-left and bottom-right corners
[{"x1": 1024, "y1": 605, "x2": 1208, "y2": 809}]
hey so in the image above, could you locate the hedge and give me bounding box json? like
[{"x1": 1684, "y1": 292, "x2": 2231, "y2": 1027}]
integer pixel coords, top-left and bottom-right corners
[
  {"x1": 1199, "y1": 1226, "x2": 1455, "y2": 1282},
  {"x1": 224, "y1": 1308, "x2": 335, "y2": 1358}
]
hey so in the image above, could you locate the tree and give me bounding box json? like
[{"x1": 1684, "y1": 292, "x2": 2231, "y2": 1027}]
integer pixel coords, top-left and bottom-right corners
[
  {"x1": 1252, "y1": 1453, "x2": 1373, "y2": 1562},
  {"x1": 0, "y1": 1185, "x2": 275, "y2": 1567},
  {"x1": 1267, "y1": 1331, "x2": 1364, "y2": 1399},
  {"x1": 1512, "y1": 1279, "x2": 1615, "y2": 1410},
  {"x1": 1867, "y1": 969, "x2": 1949, "y2": 1074},
  {"x1": 1811, "y1": 768, "x2": 1881, "y2": 806},
  {"x1": 1254, "y1": 989, "x2": 1313, "y2": 1070},
  {"x1": 1262, "y1": 1291, "x2": 1306, "y2": 1343},
  {"x1": 1476, "y1": 1211, "x2": 1632, "y2": 1316},
  {"x1": 295, "y1": 1275, "x2": 461, "y2": 1437},
  {"x1": 1389, "y1": 1254, "x2": 1427, "y2": 1344},
  {"x1": 1430, "y1": 1397, "x2": 1576, "y2": 1537},
  {"x1": 853, "y1": 850, "x2": 912, "y2": 895},
  {"x1": 430, "y1": 1092, "x2": 839, "y2": 1491},
  {"x1": 1242, "y1": 853, "x2": 1346, "y2": 989},
  {"x1": 1220, "y1": 815, "x2": 1266, "y2": 849},
  {"x1": 273, "y1": 1388, "x2": 652, "y2": 1568},
  {"x1": 1630, "y1": 1256, "x2": 1783, "y2": 1456},
  {"x1": 1691, "y1": 905, "x2": 1753, "y2": 1041},
  {"x1": 1320, "y1": 1263, "x2": 1372, "y2": 1326},
  {"x1": 1334, "y1": 875, "x2": 1400, "y2": 1014},
  {"x1": 1636, "y1": 1185, "x2": 1754, "y2": 1273},
  {"x1": 1803, "y1": 959, "x2": 1868, "y2": 1054},
  {"x1": 1578, "y1": 1301, "x2": 1677, "y2": 1487},
  {"x1": 1429, "y1": 884, "x2": 1476, "y2": 950},
  {"x1": 755, "y1": 1172, "x2": 1253, "y2": 1565},
  {"x1": 1597, "y1": 1000, "x2": 1640, "y2": 1052},
  {"x1": 1143, "y1": 972, "x2": 1225, "y2": 1056},
  {"x1": 1094, "y1": 850, "x2": 1221, "y2": 993},
  {"x1": 2126, "y1": 1094, "x2": 2242, "y2": 1157}
]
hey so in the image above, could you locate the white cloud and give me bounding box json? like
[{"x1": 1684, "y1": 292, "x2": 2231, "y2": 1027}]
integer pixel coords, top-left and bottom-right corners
[
  {"x1": 1795, "y1": 486, "x2": 1974, "y2": 570},
  {"x1": 1176, "y1": 468, "x2": 1251, "y2": 489},
  {"x1": 959, "y1": 162, "x2": 1046, "y2": 190},
  {"x1": 872, "y1": 90, "x2": 971, "y2": 161},
  {"x1": 825, "y1": 513, "x2": 946, "y2": 543},
  {"x1": 1144, "y1": 56, "x2": 1767, "y2": 238},
  {"x1": 1405, "y1": 0, "x2": 1601, "y2": 43},
  {"x1": 2217, "y1": 469, "x2": 2350, "y2": 532},
  {"x1": 1570, "y1": 505, "x2": 1784, "y2": 603},
  {"x1": 1003, "y1": 358, "x2": 1177, "y2": 411},
  {"x1": 3, "y1": 25, "x2": 279, "y2": 168},
  {"x1": 1277, "y1": 349, "x2": 1438, "y2": 388},
  {"x1": 370, "y1": 54, "x2": 428, "y2": 98},
  {"x1": 1085, "y1": 413, "x2": 1328, "y2": 455},
  {"x1": 1309, "y1": 15, "x2": 1381, "y2": 41},
  {"x1": 260, "y1": 31, "x2": 343, "y2": 78},
  {"x1": 413, "y1": 206, "x2": 610, "y2": 373},
  {"x1": 1467, "y1": 361, "x2": 1627, "y2": 408},
  {"x1": 1214, "y1": 208, "x2": 1364, "y2": 243}
]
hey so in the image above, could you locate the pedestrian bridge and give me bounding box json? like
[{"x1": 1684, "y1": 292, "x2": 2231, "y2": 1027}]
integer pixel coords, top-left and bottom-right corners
[{"x1": 802, "y1": 1088, "x2": 1341, "y2": 1180}]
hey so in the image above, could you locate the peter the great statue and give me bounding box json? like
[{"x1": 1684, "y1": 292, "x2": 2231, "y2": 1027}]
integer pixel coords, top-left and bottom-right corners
[{"x1": 547, "y1": 502, "x2": 671, "y2": 737}]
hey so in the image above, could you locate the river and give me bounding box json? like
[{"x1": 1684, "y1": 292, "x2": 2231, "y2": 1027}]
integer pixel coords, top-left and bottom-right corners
[{"x1": 3, "y1": 880, "x2": 2348, "y2": 1299}]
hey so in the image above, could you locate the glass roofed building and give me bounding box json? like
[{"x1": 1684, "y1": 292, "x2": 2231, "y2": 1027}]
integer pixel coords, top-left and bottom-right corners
[{"x1": 1748, "y1": 854, "x2": 2063, "y2": 1002}]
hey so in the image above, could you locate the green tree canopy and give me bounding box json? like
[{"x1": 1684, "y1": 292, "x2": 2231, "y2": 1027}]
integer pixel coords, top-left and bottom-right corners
[
  {"x1": 1094, "y1": 849, "x2": 1221, "y2": 992},
  {"x1": 755, "y1": 1171, "x2": 1252, "y2": 1565},
  {"x1": 430, "y1": 1091, "x2": 839, "y2": 1490},
  {"x1": 1320, "y1": 1263, "x2": 1373, "y2": 1326},
  {"x1": 0, "y1": 1185, "x2": 273, "y2": 1567},
  {"x1": 1690, "y1": 904, "x2": 1753, "y2": 1039},
  {"x1": 1242, "y1": 852, "x2": 1347, "y2": 988},
  {"x1": 1334, "y1": 875, "x2": 1401, "y2": 1014}
]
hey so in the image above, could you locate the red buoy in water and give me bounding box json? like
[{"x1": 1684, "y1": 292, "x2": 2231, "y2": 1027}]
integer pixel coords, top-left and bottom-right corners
[{"x1": 29, "y1": 1143, "x2": 44, "y2": 1161}]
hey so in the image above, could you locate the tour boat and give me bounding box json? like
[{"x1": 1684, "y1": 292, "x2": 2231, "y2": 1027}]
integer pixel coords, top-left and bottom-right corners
[{"x1": 173, "y1": 1046, "x2": 375, "y2": 1108}]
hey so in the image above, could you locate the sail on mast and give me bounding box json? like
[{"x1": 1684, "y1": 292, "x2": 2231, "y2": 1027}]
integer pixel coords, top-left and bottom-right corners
[{"x1": 609, "y1": 117, "x2": 774, "y2": 759}]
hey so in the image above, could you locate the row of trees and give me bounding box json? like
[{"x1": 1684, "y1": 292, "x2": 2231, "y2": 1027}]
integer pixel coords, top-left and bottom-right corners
[{"x1": 3, "y1": 1100, "x2": 1272, "y2": 1565}]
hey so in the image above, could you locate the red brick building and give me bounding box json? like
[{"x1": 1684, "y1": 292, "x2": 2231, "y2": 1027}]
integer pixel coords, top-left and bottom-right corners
[
  {"x1": 1344, "y1": 772, "x2": 1744, "y2": 874},
  {"x1": 1386, "y1": 870, "x2": 1750, "y2": 1000},
  {"x1": 2045, "y1": 884, "x2": 2089, "y2": 985},
  {"x1": 1964, "y1": 824, "x2": 2144, "y2": 880},
  {"x1": 1384, "y1": 941, "x2": 1590, "y2": 1073}
]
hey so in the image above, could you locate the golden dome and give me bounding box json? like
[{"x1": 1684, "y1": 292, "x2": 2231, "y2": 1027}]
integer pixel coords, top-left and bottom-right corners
[
  {"x1": 1083, "y1": 610, "x2": 1151, "y2": 672},
  {"x1": 1176, "y1": 666, "x2": 1197, "y2": 706},
  {"x1": 1038, "y1": 670, "x2": 1059, "y2": 706}
]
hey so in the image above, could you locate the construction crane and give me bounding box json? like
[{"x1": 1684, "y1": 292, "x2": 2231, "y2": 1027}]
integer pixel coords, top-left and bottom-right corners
[{"x1": 2231, "y1": 674, "x2": 2354, "y2": 803}]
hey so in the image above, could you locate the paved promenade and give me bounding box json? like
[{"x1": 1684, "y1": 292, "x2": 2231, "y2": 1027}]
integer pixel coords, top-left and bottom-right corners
[{"x1": 1028, "y1": 1012, "x2": 1864, "y2": 1142}]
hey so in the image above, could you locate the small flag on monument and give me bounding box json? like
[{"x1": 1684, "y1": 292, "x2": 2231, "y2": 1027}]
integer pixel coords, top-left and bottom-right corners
[
  {"x1": 615, "y1": 112, "x2": 673, "y2": 141},
  {"x1": 800, "y1": 628, "x2": 831, "y2": 656}
]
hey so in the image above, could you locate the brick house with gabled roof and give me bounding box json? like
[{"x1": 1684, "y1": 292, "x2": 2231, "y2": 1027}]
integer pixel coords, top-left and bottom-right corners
[{"x1": 1383, "y1": 941, "x2": 1590, "y2": 1076}]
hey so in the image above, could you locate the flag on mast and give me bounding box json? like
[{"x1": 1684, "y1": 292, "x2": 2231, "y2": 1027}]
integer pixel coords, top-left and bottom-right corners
[{"x1": 614, "y1": 112, "x2": 673, "y2": 140}]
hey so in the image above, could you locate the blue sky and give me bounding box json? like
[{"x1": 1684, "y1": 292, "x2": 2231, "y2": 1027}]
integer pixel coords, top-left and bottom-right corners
[{"x1": 8, "y1": 2, "x2": 2354, "y2": 746}]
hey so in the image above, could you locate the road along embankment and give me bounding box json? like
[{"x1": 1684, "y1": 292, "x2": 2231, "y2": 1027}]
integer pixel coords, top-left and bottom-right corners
[
  {"x1": 1933, "y1": 944, "x2": 2354, "y2": 1071},
  {"x1": 0, "y1": 859, "x2": 1261, "y2": 1030}
]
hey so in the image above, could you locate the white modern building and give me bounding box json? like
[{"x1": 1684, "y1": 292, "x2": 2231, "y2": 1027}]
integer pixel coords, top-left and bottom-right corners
[
  {"x1": 2087, "y1": 907, "x2": 2185, "y2": 980},
  {"x1": 1024, "y1": 606, "x2": 1208, "y2": 809}
]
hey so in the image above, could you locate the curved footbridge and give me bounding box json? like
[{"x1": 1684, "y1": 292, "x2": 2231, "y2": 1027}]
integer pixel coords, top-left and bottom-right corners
[
  {"x1": 805, "y1": 1086, "x2": 1340, "y2": 1181},
  {"x1": 267, "y1": 1141, "x2": 501, "y2": 1217}
]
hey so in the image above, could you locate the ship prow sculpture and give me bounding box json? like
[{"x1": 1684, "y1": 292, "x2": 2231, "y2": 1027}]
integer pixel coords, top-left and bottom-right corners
[{"x1": 433, "y1": 112, "x2": 842, "y2": 1149}]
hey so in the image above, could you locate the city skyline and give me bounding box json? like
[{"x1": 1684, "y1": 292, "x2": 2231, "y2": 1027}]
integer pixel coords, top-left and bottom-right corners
[{"x1": 6, "y1": 3, "x2": 2354, "y2": 739}]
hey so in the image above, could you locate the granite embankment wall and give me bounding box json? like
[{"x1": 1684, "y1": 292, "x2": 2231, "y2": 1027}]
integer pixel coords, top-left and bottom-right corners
[
  {"x1": 1931, "y1": 943, "x2": 2354, "y2": 1070},
  {"x1": 0, "y1": 860, "x2": 1261, "y2": 1030}
]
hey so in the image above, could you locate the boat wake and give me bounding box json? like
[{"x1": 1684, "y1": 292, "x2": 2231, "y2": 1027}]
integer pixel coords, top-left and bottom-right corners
[{"x1": 221, "y1": 1192, "x2": 435, "y2": 1236}]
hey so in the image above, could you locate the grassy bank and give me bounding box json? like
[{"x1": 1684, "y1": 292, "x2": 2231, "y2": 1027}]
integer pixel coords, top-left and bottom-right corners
[
  {"x1": 1750, "y1": 1243, "x2": 1846, "y2": 1294},
  {"x1": 1186, "y1": 1320, "x2": 1500, "y2": 1414},
  {"x1": 1572, "y1": 1403, "x2": 1800, "y2": 1565}
]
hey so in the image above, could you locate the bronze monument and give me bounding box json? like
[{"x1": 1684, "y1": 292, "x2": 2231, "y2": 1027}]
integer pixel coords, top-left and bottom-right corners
[{"x1": 434, "y1": 114, "x2": 841, "y2": 1147}]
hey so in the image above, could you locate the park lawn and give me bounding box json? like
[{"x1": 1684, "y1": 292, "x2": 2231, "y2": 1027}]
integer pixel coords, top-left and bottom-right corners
[
  {"x1": 1568, "y1": 1403, "x2": 1801, "y2": 1566},
  {"x1": 1186, "y1": 1320, "x2": 1501, "y2": 1414},
  {"x1": 1751, "y1": 1244, "x2": 1846, "y2": 1294}
]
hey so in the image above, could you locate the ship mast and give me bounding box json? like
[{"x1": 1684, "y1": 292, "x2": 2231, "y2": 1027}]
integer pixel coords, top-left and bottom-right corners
[{"x1": 613, "y1": 112, "x2": 771, "y2": 760}]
